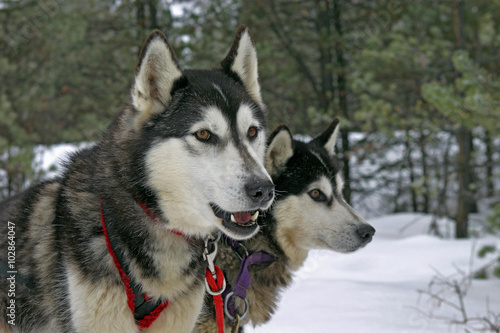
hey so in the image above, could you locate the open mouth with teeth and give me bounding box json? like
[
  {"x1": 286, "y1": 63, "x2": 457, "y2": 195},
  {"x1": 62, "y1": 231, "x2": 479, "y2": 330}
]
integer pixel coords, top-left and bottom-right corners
[{"x1": 210, "y1": 204, "x2": 260, "y2": 239}]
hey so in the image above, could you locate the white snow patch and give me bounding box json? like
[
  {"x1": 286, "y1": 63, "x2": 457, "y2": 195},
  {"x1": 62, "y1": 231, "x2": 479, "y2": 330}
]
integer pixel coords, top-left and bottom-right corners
[
  {"x1": 34, "y1": 143, "x2": 92, "y2": 179},
  {"x1": 248, "y1": 214, "x2": 500, "y2": 333}
]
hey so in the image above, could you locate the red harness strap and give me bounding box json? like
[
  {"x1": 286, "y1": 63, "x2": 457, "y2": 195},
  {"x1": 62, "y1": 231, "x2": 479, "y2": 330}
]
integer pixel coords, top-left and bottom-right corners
[
  {"x1": 136, "y1": 301, "x2": 170, "y2": 331},
  {"x1": 205, "y1": 266, "x2": 226, "y2": 333},
  {"x1": 99, "y1": 198, "x2": 137, "y2": 314},
  {"x1": 99, "y1": 197, "x2": 180, "y2": 331},
  {"x1": 136, "y1": 197, "x2": 184, "y2": 236}
]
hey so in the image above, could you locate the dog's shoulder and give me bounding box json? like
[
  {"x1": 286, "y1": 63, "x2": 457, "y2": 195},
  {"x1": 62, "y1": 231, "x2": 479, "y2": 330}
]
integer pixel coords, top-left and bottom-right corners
[{"x1": 0, "y1": 179, "x2": 61, "y2": 227}]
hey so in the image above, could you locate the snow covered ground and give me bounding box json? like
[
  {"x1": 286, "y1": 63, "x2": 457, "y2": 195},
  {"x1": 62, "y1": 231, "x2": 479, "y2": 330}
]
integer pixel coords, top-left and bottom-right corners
[{"x1": 248, "y1": 214, "x2": 500, "y2": 333}]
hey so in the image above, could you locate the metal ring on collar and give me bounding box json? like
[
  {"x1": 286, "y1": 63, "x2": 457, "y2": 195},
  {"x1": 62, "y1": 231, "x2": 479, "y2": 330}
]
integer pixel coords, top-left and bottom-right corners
[
  {"x1": 207, "y1": 232, "x2": 222, "y2": 246},
  {"x1": 224, "y1": 291, "x2": 249, "y2": 321},
  {"x1": 234, "y1": 241, "x2": 249, "y2": 261},
  {"x1": 205, "y1": 276, "x2": 227, "y2": 296}
]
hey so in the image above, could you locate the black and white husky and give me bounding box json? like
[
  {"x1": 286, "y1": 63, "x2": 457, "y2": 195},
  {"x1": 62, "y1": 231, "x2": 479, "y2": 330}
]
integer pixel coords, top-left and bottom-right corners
[
  {"x1": 195, "y1": 119, "x2": 375, "y2": 332},
  {"x1": 0, "y1": 26, "x2": 274, "y2": 332}
]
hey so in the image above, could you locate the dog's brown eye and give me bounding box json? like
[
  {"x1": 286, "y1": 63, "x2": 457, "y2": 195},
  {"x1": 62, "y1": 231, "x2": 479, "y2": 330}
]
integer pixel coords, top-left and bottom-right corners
[
  {"x1": 195, "y1": 129, "x2": 211, "y2": 141},
  {"x1": 309, "y1": 189, "x2": 326, "y2": 202},
  {"x1": 309, "y1": 189, "x2": 320, "y2": 199},
  {"x1": 247, "y1": 126, "x2": 258, "y2": 139}
]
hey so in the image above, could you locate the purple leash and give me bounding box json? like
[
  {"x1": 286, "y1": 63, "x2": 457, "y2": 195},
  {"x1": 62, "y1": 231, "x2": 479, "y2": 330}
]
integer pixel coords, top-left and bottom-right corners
[{"x1": 223, "y1": 239, "x2": 276, "y2": 322}]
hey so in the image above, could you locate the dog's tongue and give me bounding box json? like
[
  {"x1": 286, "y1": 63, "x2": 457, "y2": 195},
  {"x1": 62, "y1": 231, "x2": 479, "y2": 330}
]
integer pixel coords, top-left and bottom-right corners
[{"x1": 233, "y1": 211, "x2": 252, "y2": 224}]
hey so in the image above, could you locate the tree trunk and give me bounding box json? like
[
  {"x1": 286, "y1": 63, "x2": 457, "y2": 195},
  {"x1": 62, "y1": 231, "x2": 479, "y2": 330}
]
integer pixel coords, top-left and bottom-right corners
[
  {"x1": 419, "y1": 132, "x2": 430, "y2": 213},
  {"x1": 468, "y1": 134, "x2": 478, "y2": 213},
  {"x1": 484, "y1": 130, "x2": 495, "y2": 198},
  {"x1": 434, "y1": 133, "x2": 453, "y2": 238},
  {"x1": 136, "y1": 0, "x2": 146, "y2": 39},
  {"x1": 394, "y1": 166, "x2": 405, "y2": 212},
  {"x1": 314, "y1": 0, "x2": 334, "y2": 115},
  {"x1": 456, "y1": 125, "x2": 471, "y2": 238},
  {"x1": 148, "y1": 0, "x2": 158, "y2": 30},
  {"x1": 453, "y1": 0, "x2": 470, "y2": 239},
  {"x1": 405, "y1": 130, "x2": 418, "y2": 212},
  {"x1": 332, "y1": 0, "x2": 352, "y2": 203}
]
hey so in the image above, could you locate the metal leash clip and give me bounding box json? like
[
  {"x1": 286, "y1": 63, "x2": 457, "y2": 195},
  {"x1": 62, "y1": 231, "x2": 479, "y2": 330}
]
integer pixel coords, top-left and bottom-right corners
[
  {"x1": 203, "y1": 232, "x2": 226, "y2": 295},
  {"x1": 230, "y1": 314, "x2": 241, "y2": 333}
]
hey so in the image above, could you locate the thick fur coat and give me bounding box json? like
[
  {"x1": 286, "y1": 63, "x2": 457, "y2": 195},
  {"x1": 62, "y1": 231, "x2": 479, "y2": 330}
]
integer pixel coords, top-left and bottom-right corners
[{"x1": 0, "y1": 26, "x2": 273, "y2": 333}]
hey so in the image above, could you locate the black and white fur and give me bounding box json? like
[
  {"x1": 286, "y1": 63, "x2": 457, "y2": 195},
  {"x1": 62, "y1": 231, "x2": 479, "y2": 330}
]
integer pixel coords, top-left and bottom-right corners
[
  {"x1": 0, "y1": 26, "x2": 273, "y2": 332},
  {"x1": 195, "y1": 119, "x2": 375, "y2": 332}
]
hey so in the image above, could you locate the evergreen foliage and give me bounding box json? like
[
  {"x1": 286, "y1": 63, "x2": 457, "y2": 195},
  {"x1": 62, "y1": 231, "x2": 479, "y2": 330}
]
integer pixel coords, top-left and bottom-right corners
[{"x1": 0, "y1": 0, "x2": 499, "y2": 242}]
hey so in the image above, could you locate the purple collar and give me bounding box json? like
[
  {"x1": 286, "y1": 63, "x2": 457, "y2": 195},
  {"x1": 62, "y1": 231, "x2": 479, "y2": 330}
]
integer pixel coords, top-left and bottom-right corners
[{"x1": 222, "y1": 237, "x2": 276, "y2": 322}]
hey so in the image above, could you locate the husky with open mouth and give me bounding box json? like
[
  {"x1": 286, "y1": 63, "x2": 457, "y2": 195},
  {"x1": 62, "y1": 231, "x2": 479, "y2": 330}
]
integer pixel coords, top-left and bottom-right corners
[
  {"x1": 0, "y1": 26, "x2": 273, "y2": 332},
  {"x1": 195, "y1": 119, "x2": 375, "y2": 332}
]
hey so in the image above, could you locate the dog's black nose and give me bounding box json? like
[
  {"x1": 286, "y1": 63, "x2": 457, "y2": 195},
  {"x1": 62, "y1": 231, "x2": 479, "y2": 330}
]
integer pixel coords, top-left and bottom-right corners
[
  {"x1": 245, "y1": 179, "x2": 274, "y2": 205},
  {"x1": 357, "y1": 224, "x2": 375, "y2": 243}
]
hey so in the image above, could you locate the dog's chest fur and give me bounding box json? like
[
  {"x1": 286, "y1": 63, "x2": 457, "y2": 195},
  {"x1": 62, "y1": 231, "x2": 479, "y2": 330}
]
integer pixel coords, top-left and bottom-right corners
[
  {"x1": 0, "y1": 140, "x2": 206, "y2": 332},
  {"x1": 57, "y1": 146, "x2": 208, "y2": 332}
]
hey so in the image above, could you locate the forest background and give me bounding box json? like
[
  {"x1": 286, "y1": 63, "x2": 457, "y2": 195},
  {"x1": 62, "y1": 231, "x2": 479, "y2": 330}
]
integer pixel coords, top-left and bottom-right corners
[{"x1": 1, "y1": 0, "x2": 499, "y2": 242}]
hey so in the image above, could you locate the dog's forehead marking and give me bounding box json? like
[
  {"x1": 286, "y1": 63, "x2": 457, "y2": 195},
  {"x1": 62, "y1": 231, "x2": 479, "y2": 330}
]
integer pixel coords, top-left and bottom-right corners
[
  {"x1": 212, "y1": 83, "x2": 228, "y2": 106},
  {"x1": 311, "y1": 151, "x2": 328, "y2": 171},
  {"x1": 235, "y1": 103, "x2": 270, "y2": 181},
  {"x1": 310, "y1": 150, "x2": 343, "y2": 193},
  {"x1": 236, "y1": 104, "x2": 260, "y2": 135},
  {"x1": 190, "y1": 106, "x2": 229, "y2": 136}
]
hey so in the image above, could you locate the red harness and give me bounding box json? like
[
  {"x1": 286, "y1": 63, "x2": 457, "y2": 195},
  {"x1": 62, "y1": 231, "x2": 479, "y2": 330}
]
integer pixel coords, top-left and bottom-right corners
[
  {"x1": 100, "y1": 196, "x2": 226, "y2": 332},
  {"x1": 99, "y1": 197, "x2": 180, "y2": 330},
  {"x1": 135, "y1": 198, "x2": 184, "y2": 236}
]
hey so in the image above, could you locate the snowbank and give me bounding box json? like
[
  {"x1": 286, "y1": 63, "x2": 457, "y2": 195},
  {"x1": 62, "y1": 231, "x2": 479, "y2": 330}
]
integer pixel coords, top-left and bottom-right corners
[{"x1": 249, "y1": 213, "x2": 500, "y2": 333}]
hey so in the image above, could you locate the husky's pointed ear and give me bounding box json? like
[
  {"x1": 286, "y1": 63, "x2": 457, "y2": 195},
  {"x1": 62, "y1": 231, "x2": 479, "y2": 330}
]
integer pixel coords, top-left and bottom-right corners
[
  {"x1": 266, "y1": 125, "x2": 294, "y2": 174},
  {"x1": 312, "y1": 118, "x2": 340, "y2": 156},
  {"x1": 220, "y1": 25, "x2": 263, "y2": 108},
  {"x1": 131, "y1": 30, "x2": 183, "y2": 128}
]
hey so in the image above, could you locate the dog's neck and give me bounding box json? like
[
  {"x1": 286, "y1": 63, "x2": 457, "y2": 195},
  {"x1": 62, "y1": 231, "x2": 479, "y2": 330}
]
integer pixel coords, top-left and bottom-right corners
[
  {"x1": 257, "y1": 213, "x2": 309, "y2": 270},
  {"x1": 97, "y1": 192, "x2": 206, "y2": 296},
  {"x1": 216, "y1": 213, "x2": 301, "y2": 327}
]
